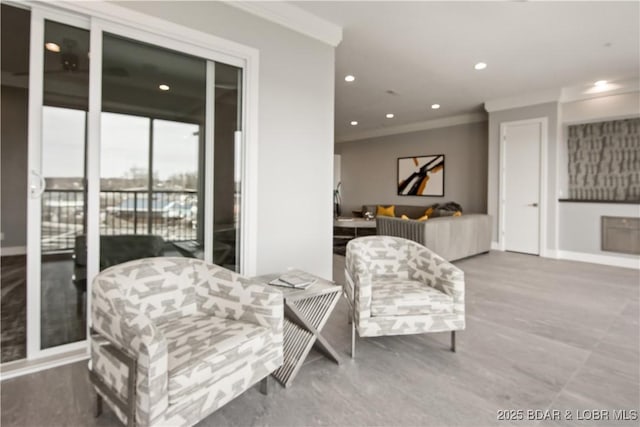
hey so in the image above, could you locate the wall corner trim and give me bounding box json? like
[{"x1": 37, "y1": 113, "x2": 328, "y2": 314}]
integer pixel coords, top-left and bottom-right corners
[
  {"x1": 484, "y1": 89, "x2": 561, "y2": 113},
  {"x1": 336, "y1": 112, "x2": 487, "y2": 143},
  {"x1": 557, "y1": 250, "x2": 640, "y2": 270},
  {"x1": 490, "y1": 241, "x2": 501, "y2": 251},
  {"x1": 223, "y1": 1, "x2": 343, "y2": 47}
]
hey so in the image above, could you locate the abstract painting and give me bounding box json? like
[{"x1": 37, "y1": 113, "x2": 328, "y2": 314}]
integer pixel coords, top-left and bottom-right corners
[{"x1": 397, "y1": 154, "x2": 445, "y2": 196}]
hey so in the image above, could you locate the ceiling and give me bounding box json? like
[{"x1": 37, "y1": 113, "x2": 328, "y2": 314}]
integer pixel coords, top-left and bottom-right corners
[{"x1": 293, "y1": 1, "x2": 640, "y2": 142}]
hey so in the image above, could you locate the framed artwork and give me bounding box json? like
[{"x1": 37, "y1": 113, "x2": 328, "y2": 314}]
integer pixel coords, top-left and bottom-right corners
[{"x1": 397, "y1": 154, "x2": 445, "y2": 196}]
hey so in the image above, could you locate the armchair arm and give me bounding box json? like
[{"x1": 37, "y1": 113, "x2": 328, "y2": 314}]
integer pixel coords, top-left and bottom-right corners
[
  {"x1": 194, "y1": 263, "x2": 283, "y2": 335},
  {"x1": 345, "y1": 268, "x2": 373, "y2": 322},
  {"x1": 345, "y1": 247, "x2": 374, "y2": 321},
  {"x1": 409, "y1": 245, "x2": 465, "y2": 313},
  {"x1": 91, "y1": 275, "x2": 169, "y2": 425}
]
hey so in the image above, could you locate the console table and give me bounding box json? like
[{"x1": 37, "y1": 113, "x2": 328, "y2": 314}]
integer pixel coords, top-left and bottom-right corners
[
  {"x1": 253, "y1": 271, "x2": 341, "y2": 387},
  {"x1": 333, "y1": 218, "x2": 377, "y2": 255},
  {"x1": 333, "y1": 217, "x2": 377, "y2": 237}
]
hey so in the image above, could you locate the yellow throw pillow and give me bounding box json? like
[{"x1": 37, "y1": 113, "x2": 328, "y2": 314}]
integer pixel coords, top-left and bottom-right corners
[
  {"x1": 453, "y1": 211, "x2": 462, "y2": 217},
  {"x1": 424, "y1": 207, "x2": 434, "y2": 217},
  {"x1": 377, "y1": 205, "x2": 395, "y2": 217},
  {"x1": 401, "y1": 214, "x2": 409, "y2": 220},
  {"x1": 417, "y1": 214, "x2": 429, "y2": 221}
]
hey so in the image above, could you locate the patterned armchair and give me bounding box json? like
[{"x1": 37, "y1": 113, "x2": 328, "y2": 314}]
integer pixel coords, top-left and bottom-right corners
[
  {"x1": 90, "y1": 257, "x2": 283, "y2": 427},
  {"x1": 345, "y1": 236, "x2": 465, "y2": 357}
]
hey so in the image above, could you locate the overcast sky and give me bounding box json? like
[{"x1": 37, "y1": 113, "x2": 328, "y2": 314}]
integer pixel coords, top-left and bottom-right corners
[{"x1": 42, "y1": 107, "x2": 199, "y2": 180}]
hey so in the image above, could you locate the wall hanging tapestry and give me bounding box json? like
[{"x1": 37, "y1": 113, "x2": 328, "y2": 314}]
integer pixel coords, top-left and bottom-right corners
[
  {"x1": 397, "y1": 154, "x2": 445, "y2": 197},
  {"x1": 568, "y1": 118, "x2": 639, "y2": 201}
]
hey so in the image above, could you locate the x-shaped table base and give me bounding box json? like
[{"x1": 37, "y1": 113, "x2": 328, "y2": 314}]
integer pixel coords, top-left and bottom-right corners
[{"x1": 271, "y1": 286, "x2": 342, "y2": 387}]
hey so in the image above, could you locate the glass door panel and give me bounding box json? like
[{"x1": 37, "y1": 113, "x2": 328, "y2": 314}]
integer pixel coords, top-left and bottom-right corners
[
  {"x1": 1, "y1": 3, "x2": 30, "y2": 362},
  {"x1": 40, "y1": 20, "x2": 89, "y2": 349},
  {"x1": 100, "y1": 33, "x2": 206, "y2": 265},
  {"x1": 214, "y1": 63, "x2": 242, "y2": 271},
  {"x1": 152, "y1": 119, "x2": 200, "y2": 249}
]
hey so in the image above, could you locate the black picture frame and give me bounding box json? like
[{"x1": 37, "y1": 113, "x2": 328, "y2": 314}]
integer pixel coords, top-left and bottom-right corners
[{"x1": 397, "y1": 154, "x2": 445, "y2": 197}]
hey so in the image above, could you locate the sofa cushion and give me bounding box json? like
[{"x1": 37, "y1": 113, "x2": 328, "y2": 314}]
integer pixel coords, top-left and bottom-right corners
[
  {"x1": 157, "y1": 315, "x2": 270, "y2": 404},
  {"x1": 370, "y1": 280, "x2": 453, "y2": 316},
  {"x1": 376, "y1": 205, "x2": 396, "y2": 217}
]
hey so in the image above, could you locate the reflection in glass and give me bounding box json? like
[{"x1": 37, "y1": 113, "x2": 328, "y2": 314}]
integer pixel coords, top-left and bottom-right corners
[
  {"x1": 101, "y1": 33, "x2": 207, "y2": 264},
  {"x1": 41, "y1": 20, "x2": 89, "y2": 349},
  {"x1": 214, "y1": 63, "x2": 242, "y2": 271},
  {"x1": 1, "y1": 3, "x2": 30, "y2": 362}
]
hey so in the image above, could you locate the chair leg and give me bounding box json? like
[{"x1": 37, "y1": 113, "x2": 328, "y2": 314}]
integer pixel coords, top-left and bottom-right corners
[
  {"x1": 451, "y1": 331, "x2": 456, "y2": 352},
  {"x1": 259, "y1": 376, "x2": 270, "y2": 395},
  {"x1": 95, "y1": 393, "x2": 103, "y2": 417},
  {"x1": 351, "y1": 321, "x2": 356, "y2": 359}
]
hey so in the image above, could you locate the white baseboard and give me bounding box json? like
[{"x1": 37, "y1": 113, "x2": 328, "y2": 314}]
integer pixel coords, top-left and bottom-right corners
[
  {"x1": 491, "y1": 241, "x2": 501, "y2": 251},
  {"x1": 0, "y1": 246, "x2": 27, "y2": 256},
  {"x1": 556, "y1": 250, "x2": 640, "y2": 270},
  {"x1": 541, "y1": 249, "x2": 559, "y2": 259},
  {"x1": 0, "y1": 347, "x2": 89, "y2": 381}
]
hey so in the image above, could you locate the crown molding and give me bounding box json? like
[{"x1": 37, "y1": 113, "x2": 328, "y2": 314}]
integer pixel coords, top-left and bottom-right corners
[
  {"x1": 484, "y1": 77, "x2": 640, "y2": 113},
  {"x1": 560, "y1": 77, "x2": 640, "y2": 103},
  {"x1": 336, "y1": 112, "x2": 487, "y2": 143},
  {"x1": 223, "y1": 1, "x2": 342, "y2": 47},
  {"x1": 484, "y1": 89, "x2": 561, "y2": 113}
]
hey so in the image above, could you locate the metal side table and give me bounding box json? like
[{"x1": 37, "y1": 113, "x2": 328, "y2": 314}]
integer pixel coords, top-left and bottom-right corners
[{"x1": 254, "y1": 271, "x2": 342, "y2": 387}]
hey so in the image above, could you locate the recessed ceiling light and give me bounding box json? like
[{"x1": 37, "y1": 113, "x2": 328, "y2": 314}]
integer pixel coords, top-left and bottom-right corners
[
  {"x1": 345, "y1": 75, "x2": 355, "y2": 82},
  {"x1": 386, "y1": 113, "x2": 394, "y2": 119},
  {"x1": 45, "y1": 42, "x2": 60, "y2": 52},
  {"x1": 431, "y1": 104, "x2": 441, "y2": 110},
  {"x1": 159, "y1": 84, "x2": 170, "y2": 91},
  {"x1": 350, "y1": 121, "x2": 358, "y2": 126},
  {"x1": 474, "y1": 62, "x2": 487, "y2": 70},
  {"x1": 594, "y1": 80, "x2": 608, "y2": 88}
]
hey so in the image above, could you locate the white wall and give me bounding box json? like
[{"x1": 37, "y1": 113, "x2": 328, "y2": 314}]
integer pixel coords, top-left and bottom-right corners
[
  {"x1": 559, "y1": 202, "x2": 639, "y2": 260},
  {"x1": 118, "y1": 1, "x2": 336, "y2": 277}
]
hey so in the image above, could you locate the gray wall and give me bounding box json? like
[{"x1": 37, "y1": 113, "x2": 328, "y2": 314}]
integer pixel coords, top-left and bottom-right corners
[
  {"x1": 487, "y1": 102, "x2": 559, "y2": 247},
  {"x1": 1, "y1": 85, "x2": 28, "y2": 249},
  {"x1": 335, "y1": 121, "x2": 488, "y2": 215},
  {"x1": 120, "y1": 1, "x2": 335, "y2": 276}
]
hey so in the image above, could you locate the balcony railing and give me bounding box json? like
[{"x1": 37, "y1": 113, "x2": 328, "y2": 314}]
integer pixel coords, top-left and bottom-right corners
[{"x1": 41, "y1": 189, "x2": 198, "y2": 252}]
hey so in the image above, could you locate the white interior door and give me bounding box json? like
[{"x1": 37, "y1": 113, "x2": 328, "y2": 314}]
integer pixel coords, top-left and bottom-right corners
[{"x1": 501, "y1": 120, "x2": 544, "y2": 255}]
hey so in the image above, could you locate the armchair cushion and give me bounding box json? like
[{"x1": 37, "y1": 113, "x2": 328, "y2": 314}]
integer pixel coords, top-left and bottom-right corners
[
  {"x1": 159, "y1": 315, "x2": 271, "y2": 404},
  {"x1": 91, "y1": 257, "x2": 283, "y2": 427},
  {"x1": 371, "y1": 280, "x2": 454, "y2": 317}
]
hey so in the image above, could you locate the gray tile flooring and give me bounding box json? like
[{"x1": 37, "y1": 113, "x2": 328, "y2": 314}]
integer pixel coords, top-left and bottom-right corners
[{"x1": 1, "y1": 251, "x2": 638, "y2": 426}]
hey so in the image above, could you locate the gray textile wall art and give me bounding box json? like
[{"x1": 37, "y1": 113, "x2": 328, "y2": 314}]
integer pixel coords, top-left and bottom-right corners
[{"x1": 568, "y1": 118, "x2": 640, "y2": 201}]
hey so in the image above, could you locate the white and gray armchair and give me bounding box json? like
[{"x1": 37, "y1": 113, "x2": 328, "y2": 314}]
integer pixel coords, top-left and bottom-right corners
[
  {"x1": 345, "y1": 236, "x2": 465, "y2": 357},
  {"x1": 90, "y1": 257, "x2": 283, "y2": 426}
]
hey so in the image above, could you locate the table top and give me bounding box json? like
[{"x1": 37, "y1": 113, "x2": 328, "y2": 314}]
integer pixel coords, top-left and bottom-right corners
[
  {"x1": 253, "y1": 270, "x2": 341, "y2": 302},
  {"x1": 333, "y1": 217, "x2": 376, "y2": 228}
]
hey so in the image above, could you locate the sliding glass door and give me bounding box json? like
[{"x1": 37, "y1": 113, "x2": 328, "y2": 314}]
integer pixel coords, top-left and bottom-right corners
[
  {"x1": 39, "y1": 20, "x2": 90, "y2": 350},
  {"x1": 17, "y1": 7, "x2": 246, "y2": 361}
]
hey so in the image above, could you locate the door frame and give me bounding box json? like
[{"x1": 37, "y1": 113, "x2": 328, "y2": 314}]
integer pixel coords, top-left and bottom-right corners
[
  {"x1": 20, "y1": 0, "x2": 259, "y2": 364},
  {"x1": 498, "y1": 117, "x2": 548, "y2": 255}
]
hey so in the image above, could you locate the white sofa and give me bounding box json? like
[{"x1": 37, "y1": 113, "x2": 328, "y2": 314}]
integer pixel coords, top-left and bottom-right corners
[{"x1": 376, "y1": 214, "x2": 491, "y2": 261}]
